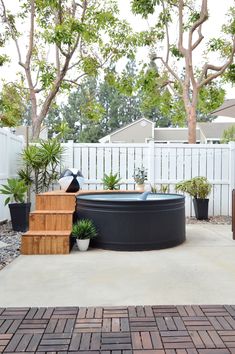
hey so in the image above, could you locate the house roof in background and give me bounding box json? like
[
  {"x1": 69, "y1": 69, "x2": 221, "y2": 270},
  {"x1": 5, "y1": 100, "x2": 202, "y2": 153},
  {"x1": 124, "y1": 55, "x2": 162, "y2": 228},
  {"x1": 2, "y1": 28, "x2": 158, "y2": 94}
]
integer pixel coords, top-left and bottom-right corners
[
  {"x1": 154, "y1": 127, "x2": 201, "y2": 141},
  {"x1": 109, "y1": 117, "x2": 154, "y2": 136},
  {"x1": 197, "y1": 122, "x2": 235, "y2": 139},
  {"x1": 99, "y1": 117, "x2": 154, "y2": 142},
  {"x1": 210, "y1": 99, "x2": 235, "y2": 118}
]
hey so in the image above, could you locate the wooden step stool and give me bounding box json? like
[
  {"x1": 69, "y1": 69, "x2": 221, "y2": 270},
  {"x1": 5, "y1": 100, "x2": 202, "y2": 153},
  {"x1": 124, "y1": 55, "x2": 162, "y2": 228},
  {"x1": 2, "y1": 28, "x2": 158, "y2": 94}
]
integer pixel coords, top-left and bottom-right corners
[{"x1": 21, "y1": 190, "x2": 79, "y2": 255}]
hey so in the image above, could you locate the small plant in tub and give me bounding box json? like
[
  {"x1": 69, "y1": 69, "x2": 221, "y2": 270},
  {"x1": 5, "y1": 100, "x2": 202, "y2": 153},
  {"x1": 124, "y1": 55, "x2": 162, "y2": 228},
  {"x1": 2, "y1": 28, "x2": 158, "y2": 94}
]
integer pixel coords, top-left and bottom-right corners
[
  {"x1": 160, "y1": 185, "x2": 168, "y2": 193},
  {"x1": 151, "y1": 184, "x2": 158, "y2": 193},
  {"x1": 71, "y1": 219, "x2": 97, "y2": 251},
  {"x1": 102, "y1": 172, "x2": 121, "y2": 190},
  {"x1": 133, "y1": 165, "x2": 147, "y2": 191}
]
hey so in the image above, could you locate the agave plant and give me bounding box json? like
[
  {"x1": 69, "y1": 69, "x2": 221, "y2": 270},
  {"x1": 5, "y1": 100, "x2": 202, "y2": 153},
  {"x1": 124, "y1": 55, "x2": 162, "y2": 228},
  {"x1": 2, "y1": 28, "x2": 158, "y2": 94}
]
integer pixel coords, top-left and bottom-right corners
[
  {"x1": 102, "y1": 172, "x2": 121, "y2": 190},
  {"x1": 71, "y1": 219, "x2": 97, "y2": 240}
]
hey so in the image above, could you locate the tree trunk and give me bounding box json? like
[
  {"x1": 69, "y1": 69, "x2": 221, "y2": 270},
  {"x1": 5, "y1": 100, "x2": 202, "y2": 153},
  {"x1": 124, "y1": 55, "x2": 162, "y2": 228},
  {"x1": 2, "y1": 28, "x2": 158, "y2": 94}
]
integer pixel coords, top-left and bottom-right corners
[
  {"x1": 32, "y1": 118, "x2": 42, "y2": 140},
  {"x1": 187, "y1": 105, "x2": 197, "y2": 144}
]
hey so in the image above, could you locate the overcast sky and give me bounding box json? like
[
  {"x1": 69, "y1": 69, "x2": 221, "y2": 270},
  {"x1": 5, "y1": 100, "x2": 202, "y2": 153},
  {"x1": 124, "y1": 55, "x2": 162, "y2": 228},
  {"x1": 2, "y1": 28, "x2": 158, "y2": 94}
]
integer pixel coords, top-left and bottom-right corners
[{"x1": 1, "y1": 0, "x2": 235, "y2": 99}]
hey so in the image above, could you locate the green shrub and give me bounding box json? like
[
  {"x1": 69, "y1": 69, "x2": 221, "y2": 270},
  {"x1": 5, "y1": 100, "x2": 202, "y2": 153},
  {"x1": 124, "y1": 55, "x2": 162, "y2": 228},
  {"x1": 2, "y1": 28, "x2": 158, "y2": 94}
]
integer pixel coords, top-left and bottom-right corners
[
  {"x1": 175, "y1": 176, "x2": 212, "y2": 199},
  {"x1": 71, "y1": 219, "x2": 97, "y2": 240},
  {"x1": 221, "y1": 126, "x2": 235, "y2": 143}
]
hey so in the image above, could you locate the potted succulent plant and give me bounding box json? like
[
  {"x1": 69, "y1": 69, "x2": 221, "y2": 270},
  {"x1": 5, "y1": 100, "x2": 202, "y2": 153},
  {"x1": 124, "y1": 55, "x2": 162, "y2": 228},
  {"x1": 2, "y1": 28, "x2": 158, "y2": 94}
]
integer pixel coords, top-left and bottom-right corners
[
  {"x1": 175, "y1": 176, "x2": 212, "y2": 220},
  {"x1": 0, "y1": 178, "x2": 31, "y2": 231},
  {"x1": 133, "y1": 165, "x2": 148, "y2": 191},
  {"x1": 71, "y1": 219, "x2": 97, "y2": 251},
  {"x1": 102, "y1": 172, "x2": 121, "y2": 190}
]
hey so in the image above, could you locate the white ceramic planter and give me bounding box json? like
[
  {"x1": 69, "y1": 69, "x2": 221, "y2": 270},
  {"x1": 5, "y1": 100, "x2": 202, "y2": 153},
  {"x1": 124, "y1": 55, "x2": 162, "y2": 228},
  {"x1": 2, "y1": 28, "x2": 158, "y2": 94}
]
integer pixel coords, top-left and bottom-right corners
[
  {"x1": 76, "y1": 239, "x2": 90, "y2": 251},
  {"x1": 136, "y1": 183, "x2": 145, "y2": 191}
]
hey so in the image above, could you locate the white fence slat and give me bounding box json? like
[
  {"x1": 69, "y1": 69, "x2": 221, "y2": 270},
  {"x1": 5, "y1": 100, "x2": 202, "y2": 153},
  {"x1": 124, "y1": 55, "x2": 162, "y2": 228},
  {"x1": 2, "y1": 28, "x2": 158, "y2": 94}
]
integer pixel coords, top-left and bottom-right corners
[
  {"x1": 221, "y1": 148, "x2": 229, "y2": 215},
  {"x1": 207, "y1": 148, "x2": 214, "y2": 216},
  {"x1": 105, "y1": 147, "x2": 112, "y2": 175},
  {"x1": 176, "y1": 147, "x2": 184, "y2": 181},
  {"x1": 97, "y1": 147, "x2": 104, "y2": 188},
  {"x1": 89, "y1": 147, "x2": 97, "y2": 190},
  {"x1": 112, "y1": 147, "x2": 120, "y2": 174},
  {"x1": 119, "y1": 147, "x2": 127, "y2": 190},
  {"x1": 154, "y1": 146, "x2": 161, "y2": 184},
  {"x1": 134, "y1": 147, "x2": 143, "y2": 170},
  {"x1": 169, "y1": 148, "x2": 177, "y2": 182},
  {"x1": 161, "y1": 147, "x2": 169, "y2": 183},
  {"x1": 213, "y1": 149, "x2": 222, "y2": 215},
  {"x1": 73, "y1": 146, "x2": 81, "y2": 170},
  {"x1": 192, "y1": 148, "x2": 199, "y2": 177},
  {"x1": 81, "y1": 147, "x2": 89, "y2": 181},
  {"x1": 127, "y1": 147, "x2": 135, "y2": 190},
  {"x1": 199, "y1": 148, "x2": 207, "y2": 177},
  {"x1": 184, "y1": 148, "x2": 192, "y2": 216}
]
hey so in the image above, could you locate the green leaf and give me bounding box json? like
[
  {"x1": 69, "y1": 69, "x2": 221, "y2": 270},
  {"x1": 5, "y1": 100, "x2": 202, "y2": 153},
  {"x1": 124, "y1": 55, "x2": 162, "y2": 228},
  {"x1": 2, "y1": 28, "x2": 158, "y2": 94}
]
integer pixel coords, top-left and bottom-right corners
[{"x1": 4, "y1": 197, "x2": 10, "y2": 206}]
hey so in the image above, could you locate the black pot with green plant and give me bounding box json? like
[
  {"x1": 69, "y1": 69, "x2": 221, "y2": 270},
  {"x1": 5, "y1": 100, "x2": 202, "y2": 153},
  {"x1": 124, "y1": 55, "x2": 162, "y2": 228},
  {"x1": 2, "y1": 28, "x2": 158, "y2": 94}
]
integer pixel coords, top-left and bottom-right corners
[
  {"x1": 175, "y1": 176, "x2": 212, "y2": 220},
  {"x1": 71, "y1": 219, "x2": 97, "y2": 251},
  {"x1": 0, "y1": 178, "x2": 31, "y2": 231},
  {"x1": 102, "y1": 172, "x2": 121, "y2": 190}
]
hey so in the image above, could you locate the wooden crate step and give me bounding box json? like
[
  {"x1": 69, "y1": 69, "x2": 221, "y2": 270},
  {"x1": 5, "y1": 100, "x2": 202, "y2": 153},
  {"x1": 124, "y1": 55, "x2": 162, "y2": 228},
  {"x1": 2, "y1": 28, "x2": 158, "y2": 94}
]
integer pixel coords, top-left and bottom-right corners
[
  {"x1": 23, "y1": 230, "x2": 71, "y2": 236},
  {"x1": 21, "y1": 231, "x2": 71, "y2": 255},
  {"x1": 29, "y1": 211, "x2": 74, "y2": 231},
  {"x1": 36, "y1": 191, "x2": 79, "y2": 211},
  {"x1": 31, "y1": 210, "x2": 74, "y2": 214}
]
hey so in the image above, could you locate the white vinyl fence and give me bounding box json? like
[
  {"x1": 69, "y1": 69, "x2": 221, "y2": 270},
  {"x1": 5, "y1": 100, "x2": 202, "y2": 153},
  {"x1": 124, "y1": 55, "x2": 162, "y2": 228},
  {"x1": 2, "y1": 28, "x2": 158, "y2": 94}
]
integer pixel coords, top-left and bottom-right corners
[
  {"x1": 0, "y1": 135, "x2": 234, "y2": 219},
  {"x1": 0, "y1": 128, "x2": 25, "y2": 221},
  {"x1": 61, "y1": 141, "x2": 235, "y2": 217}
]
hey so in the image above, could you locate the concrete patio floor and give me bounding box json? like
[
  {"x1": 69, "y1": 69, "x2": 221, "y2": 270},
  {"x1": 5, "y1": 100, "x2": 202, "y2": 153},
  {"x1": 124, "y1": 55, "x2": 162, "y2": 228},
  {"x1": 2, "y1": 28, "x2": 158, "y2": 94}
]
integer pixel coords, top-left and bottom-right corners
[{"x1": 0, "y1": 224, "x2": 234, "y2": 307}]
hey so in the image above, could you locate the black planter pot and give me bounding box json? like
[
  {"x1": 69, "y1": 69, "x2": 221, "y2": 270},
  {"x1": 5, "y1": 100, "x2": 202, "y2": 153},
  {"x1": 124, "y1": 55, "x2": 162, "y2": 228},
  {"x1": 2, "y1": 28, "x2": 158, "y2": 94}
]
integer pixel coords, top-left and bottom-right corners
[
  {"x1": 193, "y1": 198, "x2": 209, "y2": 220},
  {"x1": 9, "y1": 203, "x2": 31, "y2": 232}
]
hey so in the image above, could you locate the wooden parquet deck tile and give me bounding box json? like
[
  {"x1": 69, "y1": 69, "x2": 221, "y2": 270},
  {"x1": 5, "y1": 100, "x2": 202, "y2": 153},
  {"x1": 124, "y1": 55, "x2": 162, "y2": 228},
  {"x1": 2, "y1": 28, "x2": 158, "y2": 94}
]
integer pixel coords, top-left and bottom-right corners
[{"x1": 0, "y1": 306, "x2": 235, "y2": 353}]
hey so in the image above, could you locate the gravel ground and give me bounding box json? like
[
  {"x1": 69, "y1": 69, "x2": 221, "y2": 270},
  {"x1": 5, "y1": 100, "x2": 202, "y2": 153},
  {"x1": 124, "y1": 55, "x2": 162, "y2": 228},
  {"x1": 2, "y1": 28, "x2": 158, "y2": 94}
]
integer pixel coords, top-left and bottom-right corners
[
  {"x1": 186, "y1": 216, "x2": 232, "y2": 224},
  {"x1": 0, "y1": 216, "x2": 232, "y2": 271},
  {"x1": 0, "y1": 222, "x2": 22, "y2": 271}
]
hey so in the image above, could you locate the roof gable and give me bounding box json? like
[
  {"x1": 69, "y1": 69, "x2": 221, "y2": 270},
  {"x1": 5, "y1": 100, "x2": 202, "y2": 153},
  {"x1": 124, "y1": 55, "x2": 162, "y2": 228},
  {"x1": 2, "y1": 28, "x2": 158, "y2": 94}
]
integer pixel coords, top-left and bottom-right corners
[{"x1": 109, "y1": 118, "x2": 154, "y2": 137}]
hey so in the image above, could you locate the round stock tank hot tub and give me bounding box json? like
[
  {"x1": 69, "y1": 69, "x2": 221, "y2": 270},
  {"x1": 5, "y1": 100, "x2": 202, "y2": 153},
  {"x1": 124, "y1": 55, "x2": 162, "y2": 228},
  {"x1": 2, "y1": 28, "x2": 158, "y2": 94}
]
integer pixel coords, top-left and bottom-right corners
[{"x1": 76, "y1": 192, "x2": 185, "y2": 251}]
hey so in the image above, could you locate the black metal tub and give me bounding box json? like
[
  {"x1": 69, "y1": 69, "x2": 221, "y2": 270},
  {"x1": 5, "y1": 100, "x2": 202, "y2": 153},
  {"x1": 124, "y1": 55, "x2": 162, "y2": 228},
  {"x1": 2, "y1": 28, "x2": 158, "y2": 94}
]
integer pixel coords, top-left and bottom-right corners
[{"x1": 76, "y1": 192, "x2": 185, "y2": 251}]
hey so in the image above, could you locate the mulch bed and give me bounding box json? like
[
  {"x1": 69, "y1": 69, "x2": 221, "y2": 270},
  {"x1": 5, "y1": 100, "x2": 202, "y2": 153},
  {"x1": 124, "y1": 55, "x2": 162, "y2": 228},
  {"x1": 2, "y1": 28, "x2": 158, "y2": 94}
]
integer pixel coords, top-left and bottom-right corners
[{"x1": 0, "y1": 305, "x2": 235, "y2": 353}]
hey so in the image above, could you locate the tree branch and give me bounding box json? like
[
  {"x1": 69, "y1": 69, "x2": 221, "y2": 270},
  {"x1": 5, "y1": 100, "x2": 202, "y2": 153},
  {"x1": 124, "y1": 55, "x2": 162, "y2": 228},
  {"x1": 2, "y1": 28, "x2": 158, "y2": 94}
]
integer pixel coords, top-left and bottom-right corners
[
  {"x1": 152, "y1": 55, "x2": 182, "y2": 87},
  {"x1": 63, "y1": 79, "x2": 81, "y2": 87},
  {"x1": 178, "y1": 0, "x2": 186, "y2": 55},
  {"x1": 198, "y1": 36, "x2": 235, "y2": 87},
  {"x1": 192, "y1": 25, "x2": 204, "y2": 50},
  {"x1": 0, "y1": 0, "x2": 24, "y2": 67},
  {"x1": 160, "y1": 0, "x2": 170, "y2": 64},
  {"x1": 190, "y1": 0, "x2": 208, "y2": 34},
  {"x1": 25, "y1": 0, "x2": 35, "y2": 68},
  {"x1": 168, "y1": 82, "x2": 181, "y2": 98},
  {"x1": 67, "y1": 59, "x2": 83, "y2": 71}
]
